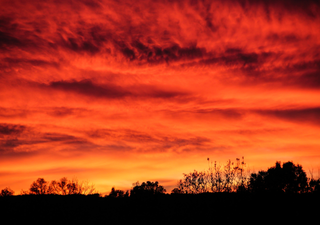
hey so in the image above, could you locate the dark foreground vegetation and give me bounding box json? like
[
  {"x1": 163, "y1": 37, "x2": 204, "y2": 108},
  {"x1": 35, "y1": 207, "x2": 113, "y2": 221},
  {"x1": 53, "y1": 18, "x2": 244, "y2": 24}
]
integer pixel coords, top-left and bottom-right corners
[
  {"x1": 1, "y1": 159, "x2": 320, "y2": 224},
  {"x1": 0, "y1": 192, "x2": 319, "y2": 224}
]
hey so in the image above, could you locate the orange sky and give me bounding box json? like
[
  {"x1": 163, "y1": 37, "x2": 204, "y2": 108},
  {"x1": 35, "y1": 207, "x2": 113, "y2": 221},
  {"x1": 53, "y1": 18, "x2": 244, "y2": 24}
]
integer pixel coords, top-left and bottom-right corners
[{"x1": 1, "y1": 0, "x2": 320, "y2": 195}]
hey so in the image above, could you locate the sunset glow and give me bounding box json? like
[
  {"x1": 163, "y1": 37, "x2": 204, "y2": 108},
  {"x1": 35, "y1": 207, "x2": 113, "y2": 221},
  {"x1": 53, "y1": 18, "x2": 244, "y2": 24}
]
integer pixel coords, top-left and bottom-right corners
[{"x1": 1, "y1": 0, "x2": 320, "y2": 195}]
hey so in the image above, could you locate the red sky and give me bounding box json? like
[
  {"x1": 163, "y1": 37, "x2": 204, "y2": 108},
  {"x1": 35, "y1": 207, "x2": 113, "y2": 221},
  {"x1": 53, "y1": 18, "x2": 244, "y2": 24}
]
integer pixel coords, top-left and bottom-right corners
[{"x1": 1, "y1": 0, "x2": 320, "y2": 195}]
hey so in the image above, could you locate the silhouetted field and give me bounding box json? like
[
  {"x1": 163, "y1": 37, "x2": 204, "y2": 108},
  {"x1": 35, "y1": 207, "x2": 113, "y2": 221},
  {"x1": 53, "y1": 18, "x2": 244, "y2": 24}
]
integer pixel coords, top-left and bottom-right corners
[{"x1": 1, "y1": 193, "x2": 319, "y2": 224}]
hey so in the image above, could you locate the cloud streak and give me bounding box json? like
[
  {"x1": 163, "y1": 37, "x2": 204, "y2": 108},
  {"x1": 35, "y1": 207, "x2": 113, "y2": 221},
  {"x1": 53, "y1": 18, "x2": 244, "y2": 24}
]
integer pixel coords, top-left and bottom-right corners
[
  {"x1": 47, "y1": 79, "x2": 188, "y2": 100},
  {"x1": 255, "y1": 107, "x2": 320, "y2": 126}
]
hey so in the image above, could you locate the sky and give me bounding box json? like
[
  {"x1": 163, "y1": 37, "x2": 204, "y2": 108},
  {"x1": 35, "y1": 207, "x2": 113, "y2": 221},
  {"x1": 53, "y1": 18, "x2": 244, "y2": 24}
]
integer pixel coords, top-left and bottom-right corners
[{"x1": 1, "y1": 0, "x2": 320, "y2": 195}]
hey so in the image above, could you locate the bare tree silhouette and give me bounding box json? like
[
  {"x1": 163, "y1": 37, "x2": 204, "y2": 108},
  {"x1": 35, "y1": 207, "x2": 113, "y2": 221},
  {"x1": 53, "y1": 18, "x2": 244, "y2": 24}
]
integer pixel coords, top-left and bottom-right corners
[
  {"x1": 177, "y1": 157, "x2": 248, "y2": 193},
  {"x1": 29, "y1": 178, "x2": 49, "y2": 195},
  {"x1": 21, "y1": 177, "x2": 97, "y2": 195},
  {"x1": 49, "y1": 177, "x2": 96, "y2": 195}
]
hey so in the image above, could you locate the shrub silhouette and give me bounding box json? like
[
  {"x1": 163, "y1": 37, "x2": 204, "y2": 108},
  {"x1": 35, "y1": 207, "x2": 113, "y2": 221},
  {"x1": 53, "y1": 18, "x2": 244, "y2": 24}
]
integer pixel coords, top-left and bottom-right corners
[{"x1": 248, "y1": 161, "x2": 308, "y2": 193}]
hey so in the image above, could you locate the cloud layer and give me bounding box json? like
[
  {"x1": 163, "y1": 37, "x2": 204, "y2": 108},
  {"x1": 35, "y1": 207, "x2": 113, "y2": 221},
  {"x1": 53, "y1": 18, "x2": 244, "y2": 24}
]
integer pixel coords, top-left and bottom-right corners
[{"x1": 1, "y1": 0, "x2": 320, "y2": 194}]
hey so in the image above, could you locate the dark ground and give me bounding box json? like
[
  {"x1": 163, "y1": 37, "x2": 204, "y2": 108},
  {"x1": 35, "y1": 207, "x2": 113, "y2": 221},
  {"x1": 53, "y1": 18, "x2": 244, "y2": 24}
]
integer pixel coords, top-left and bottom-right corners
[{"x1": 1, "y1": 193, "x2": 319, "y2": 224}]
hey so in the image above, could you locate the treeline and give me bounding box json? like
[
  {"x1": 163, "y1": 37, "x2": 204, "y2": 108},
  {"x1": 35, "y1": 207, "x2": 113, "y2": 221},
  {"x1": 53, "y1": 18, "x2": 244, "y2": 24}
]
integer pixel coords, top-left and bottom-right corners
[
  {"x1": 1, "y1": 158, "x2": 320, "y2": 197},
  {"x1": 0, "y1": 179, "x2": 166, "y2": 197},
  {"x1": 0, "y1": 177, "x2": 96, "y2": 197},
  {"x1": 173, "y1": 158, "x2": 320, "y2": 194}
]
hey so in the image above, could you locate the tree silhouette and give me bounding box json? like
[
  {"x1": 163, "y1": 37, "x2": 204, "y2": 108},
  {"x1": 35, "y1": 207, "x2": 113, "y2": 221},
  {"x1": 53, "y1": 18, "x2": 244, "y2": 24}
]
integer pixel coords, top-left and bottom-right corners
[
  {"x1": 130, "y1": 181, "x2": 166, "y2": 197},
  {"x1": 176, "y1": 157, "x2": 248, "y2": 193},
  {"x1": 48, "y1": 177, "x2": 96, "y2": 195},
  {"x1": 0, "y1": 187, "x2": 14, "y2": 196},
  {"x1": 21, "y1": 177, "x2": 97, "y2": 195},
  {"x1": 29, "y1": 178, "x2": 49, "y2": 195},
  {"x1": 177, "y1": 170, "x2": 208, "y2": 194},
  {"x1": 248, "y1": 161, "x2": 308, "y2": 193},
  {"x1": 48, "y1": 177, "x2": 67, "y2": 194}
]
